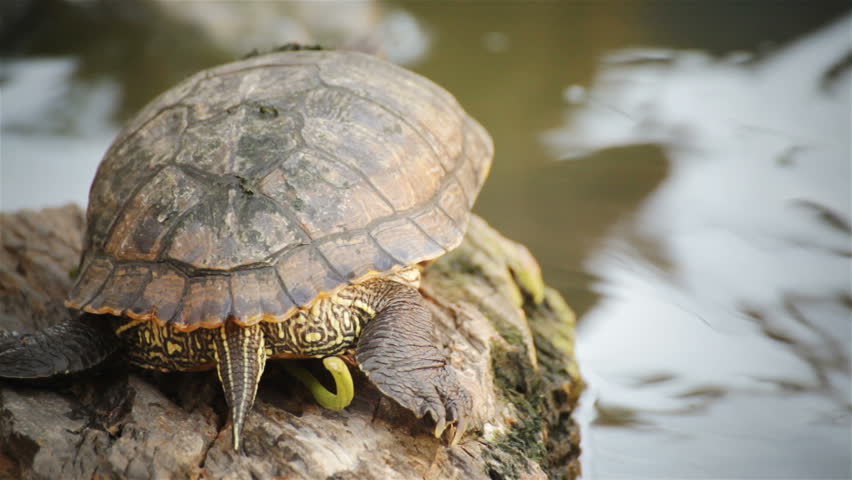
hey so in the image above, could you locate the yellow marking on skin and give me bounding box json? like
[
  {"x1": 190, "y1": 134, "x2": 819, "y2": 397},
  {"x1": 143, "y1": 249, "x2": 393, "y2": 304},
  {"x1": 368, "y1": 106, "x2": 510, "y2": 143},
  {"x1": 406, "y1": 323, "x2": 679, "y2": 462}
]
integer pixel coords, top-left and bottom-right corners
[
  {"x1": 327, "y1": 295, "x2": 376, "y2": 316},
  {"x1": 242, "y1": 327, "x2": 266, "y2": 448},
  {"x1": 236, "y1": 331, "x2": 249, "y2": 442},
  {"x1": 309, "y1": 299, "x2": 326, "y2": 317},
  {"x1": 256, "y1": 331, "x2": 267, "y2": 378},
  {"x1": 387, "y1": 265, "x2": 421, "y2": 287},
  {"x1": 151, "y1": 324, "x2": 163, "y2": 348},
  {"x1": 330, "y1": 296, "x2": 353, "y2": 307},
  {"x1": 214, "y1": 326, "x2": 241, "y2": 447},
  {"x1": 215, "y1": 326, "x2": 230, "y2": 384},
  {"x1": 115, "y1": 317, "x2": 148, "y2": 335},
  {"x1": 136, "y1": 350, "x2": 168, "y2": 365},
  {"x1": 352, "y1": 300, "x2": 376, "y2": 316},
  {"x1": 167, "y1": 341, "x2": 183, "y2": 355},
  {"x1": 240, "y1": 328, "x2": 251, "y2": 411},
  {"x1": 305, "y1": 332, "x2": 322, "y2": 343}
]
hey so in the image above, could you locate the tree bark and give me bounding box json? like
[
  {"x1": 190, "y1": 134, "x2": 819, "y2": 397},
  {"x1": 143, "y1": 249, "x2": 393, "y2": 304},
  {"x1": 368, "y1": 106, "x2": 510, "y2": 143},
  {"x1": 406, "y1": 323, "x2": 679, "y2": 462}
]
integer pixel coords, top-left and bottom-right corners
[{"x1": 0, "y1": 205, "x2": 583, "y2": 480}]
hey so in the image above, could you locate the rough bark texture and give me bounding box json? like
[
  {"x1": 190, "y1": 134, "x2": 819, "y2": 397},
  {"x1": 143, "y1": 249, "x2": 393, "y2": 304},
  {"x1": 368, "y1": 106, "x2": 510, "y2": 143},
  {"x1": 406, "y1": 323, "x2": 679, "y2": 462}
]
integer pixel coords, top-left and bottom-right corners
[{"x1": 0, "y1": 205, "x2": 583, "y2": 480}]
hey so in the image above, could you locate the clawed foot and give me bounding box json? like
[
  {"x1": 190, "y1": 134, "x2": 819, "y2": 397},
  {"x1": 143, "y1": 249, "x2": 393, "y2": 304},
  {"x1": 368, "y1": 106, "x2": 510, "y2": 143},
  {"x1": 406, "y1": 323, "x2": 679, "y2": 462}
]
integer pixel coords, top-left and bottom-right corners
[
  {"x1": 403, "y1": 364, "x2": 471, "y2": 445},
  {"x1": 357, "y1": 351, "x2": 471, "y2": 445}
]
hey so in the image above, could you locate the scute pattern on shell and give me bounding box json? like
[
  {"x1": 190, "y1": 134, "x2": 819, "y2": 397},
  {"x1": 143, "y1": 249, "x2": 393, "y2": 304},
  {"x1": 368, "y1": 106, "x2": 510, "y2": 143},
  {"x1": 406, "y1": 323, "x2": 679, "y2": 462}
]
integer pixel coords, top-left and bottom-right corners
[{"x1": 67, "y1": 51, "x2": 493, "y2": 331}]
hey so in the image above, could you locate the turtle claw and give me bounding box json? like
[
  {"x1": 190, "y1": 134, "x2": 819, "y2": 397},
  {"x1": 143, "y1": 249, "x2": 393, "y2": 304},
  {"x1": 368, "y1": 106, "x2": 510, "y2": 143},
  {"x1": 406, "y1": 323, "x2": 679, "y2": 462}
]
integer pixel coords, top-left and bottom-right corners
[
  {"x1": 433, "y1": 415, "x2": 447, "y2": 440},
  {"x1": 379, "y1": 363, "x2": 471, "y2": 444},
  {"x1": 435, "y1": 376, "x2": 471, "y2": 445},
  {"x1": 450, "y1": 410, "x2": 468, "y2": 446},
  {"x1": 358, "y1": 346, "x2": 472, "y2": 445},
  {"x1": 416, "y1": 399, "x2": 447, "y2": 438}
]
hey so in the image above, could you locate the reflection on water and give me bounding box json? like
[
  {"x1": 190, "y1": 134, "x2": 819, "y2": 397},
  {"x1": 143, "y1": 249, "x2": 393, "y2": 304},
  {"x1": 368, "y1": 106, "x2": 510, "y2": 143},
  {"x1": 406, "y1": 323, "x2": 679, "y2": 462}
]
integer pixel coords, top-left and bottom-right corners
[
  {"x1": 544, "y1": 14, "x2": 851, "y2": 479},
  {"x1": 0, "y1": 57, "x2": 118, "y2": 210},
  {"x1": 154, "y1": 1, "x2": 430, "y2": 65},
  {"x1": 1, "y1": 1, "x2": 851, "y2": 478}
]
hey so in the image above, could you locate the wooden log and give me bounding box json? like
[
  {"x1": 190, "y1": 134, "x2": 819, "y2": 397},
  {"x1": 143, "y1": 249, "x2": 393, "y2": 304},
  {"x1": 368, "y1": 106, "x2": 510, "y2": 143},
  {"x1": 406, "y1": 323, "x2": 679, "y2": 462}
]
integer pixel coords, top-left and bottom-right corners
[{"x1": 0, "y1": 205, "x2": 583, "y2": 480}]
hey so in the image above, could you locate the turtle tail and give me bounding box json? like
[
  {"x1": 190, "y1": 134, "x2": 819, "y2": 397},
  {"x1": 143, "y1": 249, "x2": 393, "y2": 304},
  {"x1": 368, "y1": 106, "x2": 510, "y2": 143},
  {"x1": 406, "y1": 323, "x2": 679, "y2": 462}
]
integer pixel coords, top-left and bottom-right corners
[
  {"x1": 0, "y1": 315, "x2": 119, "y2": 378},
  {"x1": 212, "y1": 321, "x2": 267, "y2": 450}
]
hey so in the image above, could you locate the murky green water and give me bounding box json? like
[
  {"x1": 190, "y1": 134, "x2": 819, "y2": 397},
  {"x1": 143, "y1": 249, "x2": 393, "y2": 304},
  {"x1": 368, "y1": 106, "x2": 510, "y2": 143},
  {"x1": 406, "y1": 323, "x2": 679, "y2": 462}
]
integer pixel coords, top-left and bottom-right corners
[{"x1": 2, "y1": 1, "x2": 850, "y2": 478}]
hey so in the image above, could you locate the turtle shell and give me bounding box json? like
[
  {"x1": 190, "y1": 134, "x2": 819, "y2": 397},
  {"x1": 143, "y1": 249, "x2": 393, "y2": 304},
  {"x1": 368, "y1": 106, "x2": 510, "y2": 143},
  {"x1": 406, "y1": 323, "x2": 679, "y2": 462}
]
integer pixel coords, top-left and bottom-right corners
[{"x1": 66, "y1": 51, "x2": 493, "y2": 332}]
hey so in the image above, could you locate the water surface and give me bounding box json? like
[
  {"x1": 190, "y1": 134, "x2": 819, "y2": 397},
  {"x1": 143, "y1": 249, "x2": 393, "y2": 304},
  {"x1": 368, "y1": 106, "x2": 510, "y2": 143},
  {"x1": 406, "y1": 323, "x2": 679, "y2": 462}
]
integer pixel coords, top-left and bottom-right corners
[{"x1": 1, "y1": 1, "x2": 850, "y2": 478}]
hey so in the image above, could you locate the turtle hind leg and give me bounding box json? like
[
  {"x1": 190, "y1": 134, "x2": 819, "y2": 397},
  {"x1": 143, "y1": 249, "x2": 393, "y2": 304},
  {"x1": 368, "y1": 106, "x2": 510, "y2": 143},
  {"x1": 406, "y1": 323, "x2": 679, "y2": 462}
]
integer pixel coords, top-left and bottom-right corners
[
  {"x1": 212, "y1": 321, "x2": 267, "y2": 450},
  {"x1": 355, "y1": 283, "x2": 471, "y2": 445},
  {"x1": 0, "y1": 314, "x2": 119, "y2": 379}
]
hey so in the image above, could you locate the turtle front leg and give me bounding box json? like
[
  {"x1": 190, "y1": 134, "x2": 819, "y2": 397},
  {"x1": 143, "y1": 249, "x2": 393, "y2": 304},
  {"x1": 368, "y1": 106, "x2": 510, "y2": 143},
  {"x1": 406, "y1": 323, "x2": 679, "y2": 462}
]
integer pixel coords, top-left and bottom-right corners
[{"x1": 355, "y1": 282, "x2": 471, "y2": 445}]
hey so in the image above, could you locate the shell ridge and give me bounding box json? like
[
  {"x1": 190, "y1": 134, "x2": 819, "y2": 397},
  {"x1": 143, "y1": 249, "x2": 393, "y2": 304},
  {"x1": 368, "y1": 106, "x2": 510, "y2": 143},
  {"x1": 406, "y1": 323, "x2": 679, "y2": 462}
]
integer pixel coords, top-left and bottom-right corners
[
  {"x1": 107, "y1": 105, "x2": 186, "y2": 164},
  {"x1": 263, "y1": 186, "x2": 316, "y2": 243},
  {"x1": 156, "y1": 200, "x2": 211, "y2": 264},
  {"x1": 153, "y1": 265, "x2": 190, "y2": 326},
  {"x1": 278, "y1": 199, "x2": 431, "y2": 257},
  {"x1": 434, "y1": 202, "x2": 465, "y2": 235},
  {"x1": 311, "y1": 83, "x2": 483, "y2": 214},
  {"x1": 452, "y1": 139, "x2": 474, "y2": 208},
  {"x1": 226, "y1": 269, "x2": 237, "y2": 322},
  {"x1": 272, "y1": 267, "x2": 300, "y2": 309},
  {"x1": 205, "y1": 62, "x2": 322, "y2": 83},
  {"x1": 323, "y1": 84, "x2": 451, "y2": 176},
  {"x1": 310, "y1": 244, "x2": 348, "y2": 283},
  {"x1": 183, "y1": 101, "x2": 243, "y2": 127},
  {"x1": 226, "y1": 85, "x2": 251, "y2": 174},
  {"x1": 98, "y1": 163, "x2": 172, "y2": 251},
  {"x1": 405, "y1": 218, "x2": 447, "y2": 255},
  {"x1": 96, "y1": 102, "x2": 198, "y2": 256},
  {"x1": 70, "y1": 257, "x2": 116, "y2": 311},
  {"x1": 466, "y1": 117, "x2": 494, "y2": 181},
  {"x1": 111, "y1": 70, "x2": 204, "y2": 151},
  {"x1": 317, "y1": 50, "x2": 463, "y2": 118},
  {"x1": 309, "y1": 144, "x2": 399, "y2": 215},
  {"x1": 122, "y1": 267, "x2": 156, "y2": 317},
  {"x1": 366, "y1": 230, "x2": 403, "y2": 265},
  {"x1": 270, "y1": 141, "x2": 478, "y2": 278},
  {"x1": 241, "y1": 146, "x2": 305, "y2": 181}
]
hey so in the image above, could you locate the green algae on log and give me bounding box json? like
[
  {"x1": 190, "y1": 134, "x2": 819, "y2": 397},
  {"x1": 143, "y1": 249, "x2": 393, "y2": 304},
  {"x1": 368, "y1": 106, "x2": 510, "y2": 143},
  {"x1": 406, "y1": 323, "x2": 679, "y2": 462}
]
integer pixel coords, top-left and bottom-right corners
[{"x1": 0, "y1": 206, "x2": 583, "y2": 480}]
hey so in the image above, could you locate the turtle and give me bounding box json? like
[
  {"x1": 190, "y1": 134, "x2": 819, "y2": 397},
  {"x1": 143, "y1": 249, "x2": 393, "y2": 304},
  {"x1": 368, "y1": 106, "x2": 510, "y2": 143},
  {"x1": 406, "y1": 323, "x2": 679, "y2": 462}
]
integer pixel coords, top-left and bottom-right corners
[{"x1": 0, "y1": 49, "x2": 492, "y2": 450}]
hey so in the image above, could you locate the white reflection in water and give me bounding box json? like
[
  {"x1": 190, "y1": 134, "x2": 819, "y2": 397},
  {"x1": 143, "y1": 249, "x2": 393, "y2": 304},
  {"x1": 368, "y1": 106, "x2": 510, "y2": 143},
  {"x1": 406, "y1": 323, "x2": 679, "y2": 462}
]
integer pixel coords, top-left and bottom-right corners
[
  {"x1": 154, "y1": 1, "x2": 430, "y2": 66},
  {"x1": 544, "y1": 14, "x2": 851, "y2": 479},
  {"x1": 0, "y1": 58, "x2": 119, "y2": 211}
]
